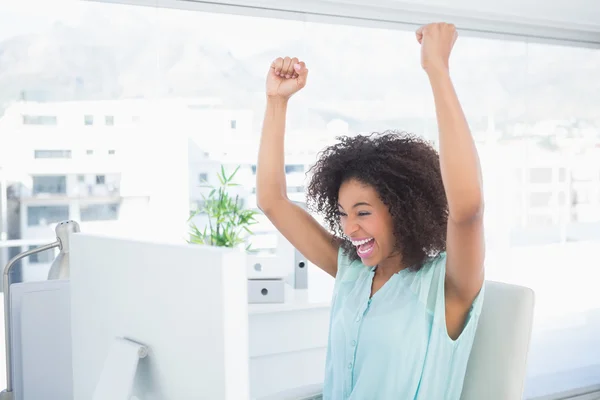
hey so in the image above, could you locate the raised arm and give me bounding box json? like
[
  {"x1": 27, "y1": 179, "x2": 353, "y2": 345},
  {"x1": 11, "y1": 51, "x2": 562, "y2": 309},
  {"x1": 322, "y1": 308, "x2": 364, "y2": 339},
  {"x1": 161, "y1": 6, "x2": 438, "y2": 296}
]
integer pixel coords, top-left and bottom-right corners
[
  {"x1": 416, "y1": 23, "x2": 485, "y2": 337},
  {"x1": 256, "y1": 57, "x2": 339, "y2": 277}
]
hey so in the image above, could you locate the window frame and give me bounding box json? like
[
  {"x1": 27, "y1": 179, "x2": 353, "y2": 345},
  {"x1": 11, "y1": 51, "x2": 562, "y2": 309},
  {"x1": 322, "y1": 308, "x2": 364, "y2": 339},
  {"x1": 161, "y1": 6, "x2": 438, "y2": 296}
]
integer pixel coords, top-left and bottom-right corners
[
  {"x1": 90, "y1": 0, "x2": 600, "y2": 48},
  {"x1": 1, "y1": 2, "x2": 599, "y2": 398}
]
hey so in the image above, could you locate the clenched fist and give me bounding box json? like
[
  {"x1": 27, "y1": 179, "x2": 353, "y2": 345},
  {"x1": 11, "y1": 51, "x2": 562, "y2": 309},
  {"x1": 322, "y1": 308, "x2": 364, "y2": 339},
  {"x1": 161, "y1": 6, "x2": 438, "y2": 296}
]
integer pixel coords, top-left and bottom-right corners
[
  {"x1": 266, "y1": 56, "x2": 308, "y2": 100},
  {"x1": 416, "y1": 23, "x2": 458, "y2": 74}
]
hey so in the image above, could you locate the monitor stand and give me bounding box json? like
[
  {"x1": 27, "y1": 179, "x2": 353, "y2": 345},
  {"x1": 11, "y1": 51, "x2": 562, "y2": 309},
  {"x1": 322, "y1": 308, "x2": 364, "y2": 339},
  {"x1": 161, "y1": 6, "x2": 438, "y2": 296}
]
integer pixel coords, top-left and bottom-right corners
[{"x1": 93, "y1": 337, "x2": 149, "y2": 400}]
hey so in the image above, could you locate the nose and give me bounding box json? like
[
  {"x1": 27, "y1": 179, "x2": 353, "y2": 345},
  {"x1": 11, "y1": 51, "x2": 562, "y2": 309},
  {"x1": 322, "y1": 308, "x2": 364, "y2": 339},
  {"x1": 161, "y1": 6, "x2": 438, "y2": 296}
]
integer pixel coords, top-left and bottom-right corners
[{"x1": 342, "y1": 217, "x2": 359, "y2": 238}]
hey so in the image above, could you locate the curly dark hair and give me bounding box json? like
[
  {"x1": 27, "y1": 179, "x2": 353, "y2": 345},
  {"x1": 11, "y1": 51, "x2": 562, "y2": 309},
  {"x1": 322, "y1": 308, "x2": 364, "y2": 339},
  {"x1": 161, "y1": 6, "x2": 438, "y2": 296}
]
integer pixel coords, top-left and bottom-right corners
[{"x1": 306, "y1": 130, "x2": 448, "y2": 271}]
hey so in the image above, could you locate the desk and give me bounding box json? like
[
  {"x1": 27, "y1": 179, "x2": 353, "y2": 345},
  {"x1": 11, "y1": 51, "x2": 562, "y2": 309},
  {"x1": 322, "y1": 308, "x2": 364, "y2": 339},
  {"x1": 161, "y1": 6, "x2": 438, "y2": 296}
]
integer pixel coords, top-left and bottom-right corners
[{"x1": 248, "y1": 287, "x2": 331, "y2": 399}]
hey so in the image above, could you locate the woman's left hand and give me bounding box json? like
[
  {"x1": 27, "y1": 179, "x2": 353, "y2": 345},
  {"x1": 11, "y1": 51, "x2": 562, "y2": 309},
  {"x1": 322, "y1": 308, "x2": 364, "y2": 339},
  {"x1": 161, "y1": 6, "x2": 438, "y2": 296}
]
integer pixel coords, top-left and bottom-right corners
[{"x1": 416, "y1": 22, "x2": 458, "y2": 75}]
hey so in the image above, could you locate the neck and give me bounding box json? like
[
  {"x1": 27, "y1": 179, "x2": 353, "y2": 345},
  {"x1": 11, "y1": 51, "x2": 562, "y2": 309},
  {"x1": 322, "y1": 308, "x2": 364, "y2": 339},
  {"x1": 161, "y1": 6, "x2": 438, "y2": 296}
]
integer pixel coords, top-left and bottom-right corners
[{"x1": 374, "y1": 252, "x2": 406, "y2": 278}]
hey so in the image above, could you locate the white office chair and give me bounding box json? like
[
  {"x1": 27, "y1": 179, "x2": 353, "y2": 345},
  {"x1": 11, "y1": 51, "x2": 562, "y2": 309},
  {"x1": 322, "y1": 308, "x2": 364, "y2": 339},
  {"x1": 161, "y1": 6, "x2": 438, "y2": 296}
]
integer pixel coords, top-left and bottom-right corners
[{"x1": 461, "y1": 280, "x2": 535, "y2": 400}]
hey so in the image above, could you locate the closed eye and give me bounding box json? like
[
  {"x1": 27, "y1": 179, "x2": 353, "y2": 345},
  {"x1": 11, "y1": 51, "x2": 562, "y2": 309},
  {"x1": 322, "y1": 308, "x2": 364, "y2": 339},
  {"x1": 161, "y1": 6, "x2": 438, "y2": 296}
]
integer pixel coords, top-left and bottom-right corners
[{"x1": 337, "y1": 210, "x2": 369, "y2": 217}]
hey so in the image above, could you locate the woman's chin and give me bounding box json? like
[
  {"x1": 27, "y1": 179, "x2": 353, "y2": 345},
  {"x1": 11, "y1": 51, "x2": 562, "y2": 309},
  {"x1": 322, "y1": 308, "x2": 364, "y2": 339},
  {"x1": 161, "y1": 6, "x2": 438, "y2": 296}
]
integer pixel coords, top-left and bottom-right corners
[
  {"x1": 362, "y1": 259, "x2": 377, "y2": 267},
  {"x1": 357, "y1": 249, "x2": 378, "y2": 267}
]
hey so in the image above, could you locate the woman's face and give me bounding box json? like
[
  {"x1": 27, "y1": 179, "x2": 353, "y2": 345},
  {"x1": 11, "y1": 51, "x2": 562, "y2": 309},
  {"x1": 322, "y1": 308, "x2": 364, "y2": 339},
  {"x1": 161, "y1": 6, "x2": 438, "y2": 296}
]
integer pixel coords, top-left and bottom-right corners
[{"x1": 338, "y1": 178, "x2": 399, "y2": 268}]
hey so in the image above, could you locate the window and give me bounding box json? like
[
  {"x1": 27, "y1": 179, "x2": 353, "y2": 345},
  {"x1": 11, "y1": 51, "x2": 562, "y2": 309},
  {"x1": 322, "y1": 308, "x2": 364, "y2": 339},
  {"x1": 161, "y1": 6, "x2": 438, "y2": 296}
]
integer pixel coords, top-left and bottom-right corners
[
  {"x1": 80, "y1": 203, "x2": 119, "y2": 222},
  {"x1": 105, "y1": 115, "x2": 115, "y2": 126},
  {"x1": 28, "y1": 245, "x2": 55, "y2": 264},
  {"x1": 22, "y1": 115, "x2": 57, "y2": 126},
  {"x1": 78, "y1": 175, "x2": 85, "y2": 183},
  {"x1": 529, "y1": 167, "x2": 553, "y2": 184},
  {"x1": 34, "y1": 150, "x2": 72, "y2": 159},
  {"x1": 285, "y1": 165, "x2": 304, "y2": 174},
  {"x1": 95, "y1": 175, "x2": 106, "y2": 185},
  {"x1": 86, "y1": 150, "x2": 94, "y2": 155},
  {"x1": 108, "y1": 150, "x2": 116, "y2": 155},
  {"x1": 195, "y1": 200, "x2": 206, "y2": 213},
  {"x1": 32, "y1": 176, "x2": 67, "y2": 195},
  {"x1": 84, "y1": 115, "x2": 94, "y2": 125},
  {"x1": 198, "y1": 173, "x2": 208, "y2": 183},
  {"x1": 27, "y1": 205, "x2": 69, "y2": 227},
  {"x1": 1, "y1": 2, "x2": 599, "y2": 398},
  {"x1": 529, "y1": 192, "x2": 554, "y2": 208},
  {"x1": 287, "y1": 186, "x2": 304, "y2": 193}
]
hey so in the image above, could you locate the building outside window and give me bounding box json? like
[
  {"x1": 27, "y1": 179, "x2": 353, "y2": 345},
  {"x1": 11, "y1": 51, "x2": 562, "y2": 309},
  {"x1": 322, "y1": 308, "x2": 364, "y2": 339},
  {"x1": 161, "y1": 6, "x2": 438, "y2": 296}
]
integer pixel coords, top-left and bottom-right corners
[
  {"x1": 285, "y1": 165, "x2": 304, "y2": 174},
  {"x1": 32, "y1": 176, "x2": 67, "y2": 195},
  {"x1": 27, "y1": 205, "x2": 69, "y2": 227},
  {"x1": 34, "y1": 150, "x2": 72, "y2": 159},
  {"x1": 28, "y1": 245, "x2": 55, "y2": 263},
  {"x1": 80, "y1": 203, "x2": 120, "y2": 222},
  {"x1": 22, "y1": 115, "x2": 57, "y2": 125}
]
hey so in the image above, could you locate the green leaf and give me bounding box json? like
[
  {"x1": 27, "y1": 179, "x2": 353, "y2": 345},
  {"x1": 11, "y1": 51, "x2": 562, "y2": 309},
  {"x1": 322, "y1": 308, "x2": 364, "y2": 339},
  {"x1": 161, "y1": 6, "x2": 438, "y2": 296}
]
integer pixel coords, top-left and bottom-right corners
[
  {"x1": 218, "y1": 165, "x2": 227, "y2": 184},
  {"x1": 227, "y1": 165, "x2": 240, "y2": 183},
  {"x1": 187, "y1": 210, "x2": 197, "y2": 222},
  {"x1": 188, "y1": 164, "x2": 261, "y2": 250}
]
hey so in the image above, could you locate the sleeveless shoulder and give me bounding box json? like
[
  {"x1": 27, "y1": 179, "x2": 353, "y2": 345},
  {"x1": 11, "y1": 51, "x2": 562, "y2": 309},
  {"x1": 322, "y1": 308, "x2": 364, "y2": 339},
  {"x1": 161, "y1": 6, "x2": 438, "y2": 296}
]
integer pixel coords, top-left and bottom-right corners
[
  {"x1": 407, "y1": 252, "x2": 485, "y2": 342},
  {"x1": 413, "y1": 252, "x2": 486, "y2": 398}
]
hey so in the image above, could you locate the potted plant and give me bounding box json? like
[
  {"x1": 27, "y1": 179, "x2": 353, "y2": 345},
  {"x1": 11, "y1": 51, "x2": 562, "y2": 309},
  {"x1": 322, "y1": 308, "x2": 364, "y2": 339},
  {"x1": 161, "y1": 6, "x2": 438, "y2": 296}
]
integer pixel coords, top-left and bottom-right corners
[
  {"x1": 188, "y1": 165, "x2": 258, "y2": 251},
  {"x1": 188, "y1": 165, "x2": 287, "y2": 303}
]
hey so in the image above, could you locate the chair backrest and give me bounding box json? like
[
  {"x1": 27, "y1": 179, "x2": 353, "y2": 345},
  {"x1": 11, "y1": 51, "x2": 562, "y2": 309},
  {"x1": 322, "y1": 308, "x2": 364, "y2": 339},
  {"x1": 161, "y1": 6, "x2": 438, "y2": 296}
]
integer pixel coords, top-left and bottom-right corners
[{"x1": 461, "y1": 280, "x2": 535, "y2": 400}]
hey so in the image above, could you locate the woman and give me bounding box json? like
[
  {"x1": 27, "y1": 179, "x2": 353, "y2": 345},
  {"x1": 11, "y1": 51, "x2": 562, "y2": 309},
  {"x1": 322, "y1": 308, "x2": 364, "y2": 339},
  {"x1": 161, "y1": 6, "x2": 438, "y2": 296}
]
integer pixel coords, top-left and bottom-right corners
[{"x1": 256, "y1": 22, "x2": 485, "y2": 399}]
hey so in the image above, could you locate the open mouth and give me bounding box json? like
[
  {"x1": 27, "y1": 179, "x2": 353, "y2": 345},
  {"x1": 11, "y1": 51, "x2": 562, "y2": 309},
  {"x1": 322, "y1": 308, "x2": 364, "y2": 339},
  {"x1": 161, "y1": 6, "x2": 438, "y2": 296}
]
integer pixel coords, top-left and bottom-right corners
[{"x1": 351, "y1": 237, "x2": 375, "y2": 258}]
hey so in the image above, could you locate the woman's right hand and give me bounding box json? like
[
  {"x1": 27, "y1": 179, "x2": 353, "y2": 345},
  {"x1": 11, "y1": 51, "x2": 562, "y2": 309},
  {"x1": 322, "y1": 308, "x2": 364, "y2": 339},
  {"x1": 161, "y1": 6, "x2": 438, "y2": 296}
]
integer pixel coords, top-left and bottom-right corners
[{"x1": 266, "y1": 57, "x2": 308, "y2": 100}]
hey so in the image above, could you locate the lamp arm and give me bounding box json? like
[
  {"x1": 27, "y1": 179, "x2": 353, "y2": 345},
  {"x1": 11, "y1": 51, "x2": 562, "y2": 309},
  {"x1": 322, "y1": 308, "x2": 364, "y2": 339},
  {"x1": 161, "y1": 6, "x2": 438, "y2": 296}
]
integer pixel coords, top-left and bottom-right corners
[{"x1": 1, "y1": 240, "x2": 60, "y2": 396}]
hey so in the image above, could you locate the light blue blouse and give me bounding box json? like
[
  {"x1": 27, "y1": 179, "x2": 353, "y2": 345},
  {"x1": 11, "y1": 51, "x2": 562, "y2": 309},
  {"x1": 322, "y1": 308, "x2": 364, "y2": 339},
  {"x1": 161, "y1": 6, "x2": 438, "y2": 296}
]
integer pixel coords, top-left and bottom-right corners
[{"x1": 323, "y1": 248, "x2": 484, "y2": 400}]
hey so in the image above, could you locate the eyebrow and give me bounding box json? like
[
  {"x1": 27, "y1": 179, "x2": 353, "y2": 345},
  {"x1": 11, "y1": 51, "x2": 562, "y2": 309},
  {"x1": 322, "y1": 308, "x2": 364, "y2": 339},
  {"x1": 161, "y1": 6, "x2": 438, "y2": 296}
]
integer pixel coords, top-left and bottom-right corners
[{"x1": 337, "y1": 202, "x2": 372, "y2": 209}]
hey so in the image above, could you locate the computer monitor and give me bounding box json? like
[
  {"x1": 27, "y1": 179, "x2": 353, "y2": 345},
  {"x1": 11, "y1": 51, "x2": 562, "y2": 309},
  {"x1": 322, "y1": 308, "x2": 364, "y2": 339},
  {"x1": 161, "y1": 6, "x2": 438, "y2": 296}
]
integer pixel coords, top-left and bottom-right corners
[{"x1": 69, "y1": 233, "x2": 250, "y2": 400}]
